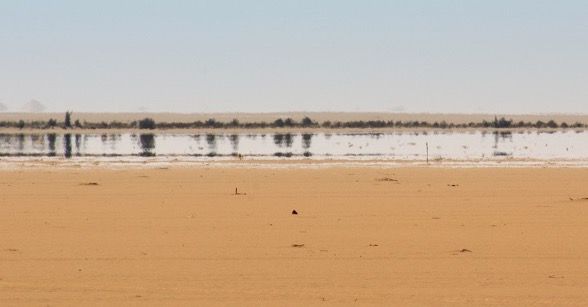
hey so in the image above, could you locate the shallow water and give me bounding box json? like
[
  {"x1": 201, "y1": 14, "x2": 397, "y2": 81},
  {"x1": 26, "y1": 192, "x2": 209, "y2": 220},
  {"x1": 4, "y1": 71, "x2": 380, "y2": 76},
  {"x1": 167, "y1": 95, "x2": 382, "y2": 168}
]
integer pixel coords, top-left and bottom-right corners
[{"x1": 1, "y1": 131, "x2": 587, "y2": 162}]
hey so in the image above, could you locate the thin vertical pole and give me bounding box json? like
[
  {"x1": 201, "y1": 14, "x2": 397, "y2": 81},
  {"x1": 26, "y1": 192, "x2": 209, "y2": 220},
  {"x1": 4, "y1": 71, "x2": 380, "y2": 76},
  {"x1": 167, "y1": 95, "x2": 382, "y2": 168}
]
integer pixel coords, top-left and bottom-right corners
[{"x1": 426, "y1": 142, "x2": 429, "y2": 164}]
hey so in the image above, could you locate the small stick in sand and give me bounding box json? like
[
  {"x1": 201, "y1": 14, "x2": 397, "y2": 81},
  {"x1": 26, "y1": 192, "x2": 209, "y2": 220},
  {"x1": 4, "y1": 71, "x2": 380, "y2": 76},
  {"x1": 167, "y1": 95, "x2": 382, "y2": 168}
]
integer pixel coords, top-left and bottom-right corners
[{"x1": 234, "y1": 187, "x2": 246, "y2": 195}]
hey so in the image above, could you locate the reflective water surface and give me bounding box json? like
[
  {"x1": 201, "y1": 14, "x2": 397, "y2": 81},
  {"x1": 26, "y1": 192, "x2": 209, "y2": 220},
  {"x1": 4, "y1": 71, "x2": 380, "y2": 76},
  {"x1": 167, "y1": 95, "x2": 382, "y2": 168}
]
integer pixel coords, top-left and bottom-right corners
[{"x1": 0, "y1": 131, "x2": 587, "y2": 162}]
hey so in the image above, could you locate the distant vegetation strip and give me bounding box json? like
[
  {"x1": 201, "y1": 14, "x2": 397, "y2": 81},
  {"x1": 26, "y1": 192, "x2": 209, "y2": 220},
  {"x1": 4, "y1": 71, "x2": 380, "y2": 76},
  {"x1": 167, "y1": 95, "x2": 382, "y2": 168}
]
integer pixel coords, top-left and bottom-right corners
[{"x1": 0, "y1": 113, "x2": 585, "y2": 130}]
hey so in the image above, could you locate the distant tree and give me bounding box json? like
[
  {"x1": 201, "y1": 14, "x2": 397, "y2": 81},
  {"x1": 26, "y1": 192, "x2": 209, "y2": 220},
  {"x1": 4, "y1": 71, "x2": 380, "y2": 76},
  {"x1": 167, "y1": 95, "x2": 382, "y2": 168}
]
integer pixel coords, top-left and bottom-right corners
[
  {"x1": 571, "y1": 122, "x2": 584, "y2": 128},
  {"x1": 204, "y1": 118, "x2": 218, "y2": 127},
  {"x1": 229, "y1": 119, "x2": 240, "y2": 127},
  {"x1": 47, "y1": 118, "x2": 57, "y2": 128},
  {"x1": 284, "y1": 118, "x2": 295, "y2": 127},
  {"x1": 301, "y1": 116, "x2": 314, "y2": 127},
  {"x1": 496, "y1": 117, "x2": 512, "y2": 128},
  {"x1": 17, "y1": 120, "x2": 25, "y2": 129},
  {"x1": 546, "y1": 120, "x2": 558, "y2": 128},
  {"x1": 138, "y1": 118, "x2": 156, "y2": 129},
  {"x1": 64, "y1": 111, "x2": 72, "y2": 128},
  {"x1": 74, "y1": 119, "x2": 82, "y2": 128},
  {"x1": 273, "y1": 118, "x2": 285, "y2": 128}
]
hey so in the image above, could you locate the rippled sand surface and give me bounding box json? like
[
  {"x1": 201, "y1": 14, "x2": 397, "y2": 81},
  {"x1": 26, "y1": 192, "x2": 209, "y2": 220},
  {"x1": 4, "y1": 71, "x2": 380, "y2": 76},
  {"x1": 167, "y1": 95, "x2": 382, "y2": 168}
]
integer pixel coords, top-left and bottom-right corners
[{"x1": 1, "y1": 166, "x2": 587, "y2": 305}]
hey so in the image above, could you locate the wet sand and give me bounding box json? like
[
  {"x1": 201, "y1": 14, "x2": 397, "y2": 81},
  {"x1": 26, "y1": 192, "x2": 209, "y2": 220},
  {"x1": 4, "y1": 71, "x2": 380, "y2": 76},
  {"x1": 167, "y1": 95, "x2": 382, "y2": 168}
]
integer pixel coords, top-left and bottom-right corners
[{"x1": 1, "y1": 166, "x2": 587, "y2": 305}]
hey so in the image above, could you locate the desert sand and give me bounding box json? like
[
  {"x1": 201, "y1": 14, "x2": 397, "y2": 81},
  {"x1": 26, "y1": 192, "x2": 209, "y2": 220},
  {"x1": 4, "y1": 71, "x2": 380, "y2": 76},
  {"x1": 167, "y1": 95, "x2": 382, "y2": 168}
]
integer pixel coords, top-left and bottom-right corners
[
  {"x1": 1, "y1": 112, "x2": 588, "y2": 125},
  {"x1": 1, "y1": 166, "x2": 587, "y2": 306}
]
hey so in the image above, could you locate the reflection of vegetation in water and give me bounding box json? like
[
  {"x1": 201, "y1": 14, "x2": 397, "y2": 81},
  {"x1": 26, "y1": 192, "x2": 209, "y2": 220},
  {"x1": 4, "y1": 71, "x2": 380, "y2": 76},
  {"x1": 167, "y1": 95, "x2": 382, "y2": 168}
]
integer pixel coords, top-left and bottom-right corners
[
  {"x1": 139, "y1": 134, "x2": 156, "y2": 156},
  {"x1": 16, "y1": 134, "x2": 25, "y2": 152},
  {"x1": 492, "y1": 131, "x2": 513, "y2": 150},
  {"x1": 109, "y1": 134, "x2": 121, "y2": 151},
  {"x1": 273, "y1": 134, "x2": 282, "y2": 146},
  {"x1": 47, "y1": 134, "x2": 57, "y2": 156},
  {"x1": 1, "y1": 130, "x2": 586, "y2": 160},
  {"x1": 30, "y1": 134, "x2": 44, "y2": 151},
  {"x1": 273, "y1": 133, "x2": 295, "y2": 148},
  {"x1": 368, "y1": 133, "x2": 383, "y2": 139},
  {"x1": 75, "y1": 134, "x2": 82, "y2": 155},
  {"x1": 229, "y1": 134, "x2": 239, "y2": 152},
  {"x1": 0, "y1": 134, "x2": 18, "y2": 153},
  {"x1": 301, "y1": 134, "x2": 313, "y2": 156},
  {"x1": 64, "y1": 134, "x2": 72, "y2": 158},
  {"x1": 301, "y1": 134, "x2": 313, "y2": 150},
  {"x1": 206, "y1": 134, "x2": 217, "y2": 155},
  {"x1": 274, "y1": 152, "x2": 293, "y2": 157}
]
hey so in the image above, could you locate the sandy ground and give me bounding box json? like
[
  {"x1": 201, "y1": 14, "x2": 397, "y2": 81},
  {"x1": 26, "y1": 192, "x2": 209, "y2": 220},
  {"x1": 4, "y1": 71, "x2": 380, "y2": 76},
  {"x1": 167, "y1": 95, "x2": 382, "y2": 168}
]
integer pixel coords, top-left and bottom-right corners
[{"x1": 1, "y1": 166, "x2": 587, "y2": 306}]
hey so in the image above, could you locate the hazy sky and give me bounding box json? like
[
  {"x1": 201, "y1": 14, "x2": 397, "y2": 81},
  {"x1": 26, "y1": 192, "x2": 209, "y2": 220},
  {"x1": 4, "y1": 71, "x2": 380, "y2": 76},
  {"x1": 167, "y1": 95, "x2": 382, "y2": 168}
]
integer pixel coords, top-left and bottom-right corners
[{"x1": 1, "y1": 1, "x2": 587, "y2": 113}]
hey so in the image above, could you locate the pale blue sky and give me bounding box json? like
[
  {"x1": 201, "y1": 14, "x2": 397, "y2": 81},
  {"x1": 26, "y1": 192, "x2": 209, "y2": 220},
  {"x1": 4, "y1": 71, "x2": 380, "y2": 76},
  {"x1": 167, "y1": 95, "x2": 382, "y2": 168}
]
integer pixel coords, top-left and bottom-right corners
[{"x1": 1, "y1": 1, "x2": 587, "y2": 113}]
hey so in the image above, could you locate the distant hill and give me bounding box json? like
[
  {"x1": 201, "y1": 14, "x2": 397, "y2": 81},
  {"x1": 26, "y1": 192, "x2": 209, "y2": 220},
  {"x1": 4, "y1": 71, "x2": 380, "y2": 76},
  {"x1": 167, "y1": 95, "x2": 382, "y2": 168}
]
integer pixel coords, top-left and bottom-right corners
[{"x1": 0, "y1": 112, "x2": 586, "y2": 125}]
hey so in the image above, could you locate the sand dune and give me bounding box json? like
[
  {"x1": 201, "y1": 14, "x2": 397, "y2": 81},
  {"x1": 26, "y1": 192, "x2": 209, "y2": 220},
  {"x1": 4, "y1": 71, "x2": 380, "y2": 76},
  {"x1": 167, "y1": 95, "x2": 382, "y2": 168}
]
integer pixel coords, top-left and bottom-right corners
[{"x1": 1, "y1": 166, "x2": 587, "y2": 305}]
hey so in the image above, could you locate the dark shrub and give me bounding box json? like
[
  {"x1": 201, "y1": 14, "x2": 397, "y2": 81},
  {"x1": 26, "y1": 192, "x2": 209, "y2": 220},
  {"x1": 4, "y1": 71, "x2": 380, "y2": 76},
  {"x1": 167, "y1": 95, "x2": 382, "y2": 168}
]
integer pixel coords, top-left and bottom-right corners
[
  {"x1": 204, "y1": 118, "x2": 218, "y2": 128},
  {"x1": 47, "y1": 119, "x2": 57, "y2": 128},
  {"x1": 273, "y1": 118, "x2": 285, "y2": 128},
  {"x1": 301, "y1": 116, "x2": 314, "y2": 127},
  {"x1": 139, "y1": 134, "x2": 155, "y2": 156},
  {"x1": 229, "y1": 119, "x2": 240, "y2": 127},
  {"x1": 495, "y1": 117, "x2": 512, "y2": 128},
  {"x1": 138, "y1": 118, "x2": 156, "y2": 129},
  {"x1": 284, "y1": 118, "x2": 295, "y2": 127},
  {"x1": 546, "y1": 120, "x2": 558, "y2": 128},
  {"x1": 64, "y1": 111, "x2": 72, "y2": 128}
]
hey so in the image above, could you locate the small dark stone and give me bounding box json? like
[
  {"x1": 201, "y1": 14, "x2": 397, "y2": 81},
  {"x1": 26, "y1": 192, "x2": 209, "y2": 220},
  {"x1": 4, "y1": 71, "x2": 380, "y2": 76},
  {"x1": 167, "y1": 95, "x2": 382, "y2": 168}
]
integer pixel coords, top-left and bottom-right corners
[{"x1": 291, "y1": 210, "x2": 298, "y2": 215}]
